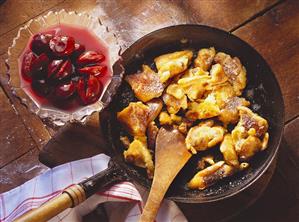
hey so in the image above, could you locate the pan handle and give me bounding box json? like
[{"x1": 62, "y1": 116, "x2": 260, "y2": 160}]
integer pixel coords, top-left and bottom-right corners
[
  {"x1": 79, "y1": 160, "x2": 128, "y2": 198},
  {"x1": 14, "y1": 160, "x2": 128, "y2": 222}
]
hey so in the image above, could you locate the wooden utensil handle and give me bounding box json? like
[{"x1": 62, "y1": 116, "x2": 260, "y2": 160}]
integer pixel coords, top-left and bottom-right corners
[
  {"x1": 139, "y1": 181, "x2": 169, "y2": 222},
  {"x1": 14, "y1": 161, "x2": 128, "y2": 222},
  {"x1": 14, "y1": 184, "x2": 85, "y2": 222}
]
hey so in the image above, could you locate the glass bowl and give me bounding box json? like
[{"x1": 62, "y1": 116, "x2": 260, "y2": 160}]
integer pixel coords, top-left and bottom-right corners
[{"x1": 6, "y1": 9, "x2": 124, "y2": 125}]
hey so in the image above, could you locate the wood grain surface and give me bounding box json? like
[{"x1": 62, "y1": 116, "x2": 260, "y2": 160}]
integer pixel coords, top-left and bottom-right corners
[
  {"x1": 0, "y1": 0, "x2": 298, "y2": 221},
  {"x1": 0, "y1": 87, "x2": 35, "y2": 167},
  {"x1": 0, "y1": 149, "x2": 47, "y2": 193},
  {"x1": 233, "y1": 0, "x2": 299, "y2": 121}
]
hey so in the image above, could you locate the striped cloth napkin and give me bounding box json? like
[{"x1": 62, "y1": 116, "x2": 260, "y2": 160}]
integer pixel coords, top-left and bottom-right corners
[{"x1": 0, "y1": 154, "x2": 187, "y2": 222}]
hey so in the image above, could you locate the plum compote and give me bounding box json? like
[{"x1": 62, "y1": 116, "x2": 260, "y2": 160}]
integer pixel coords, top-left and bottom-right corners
[{"x1": 19, "y1": 24, "x2": 111, "y2": 111}]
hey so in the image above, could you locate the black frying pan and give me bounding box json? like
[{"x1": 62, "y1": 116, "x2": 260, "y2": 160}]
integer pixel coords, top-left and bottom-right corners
[{"x1": 98, "y1": 24, "x2": 284, "y2": 203}]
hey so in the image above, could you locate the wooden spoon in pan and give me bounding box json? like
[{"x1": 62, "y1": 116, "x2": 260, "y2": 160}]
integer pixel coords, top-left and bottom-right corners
[{"x1": 139, "y1": 127, "x2": 192, "y2": 222}]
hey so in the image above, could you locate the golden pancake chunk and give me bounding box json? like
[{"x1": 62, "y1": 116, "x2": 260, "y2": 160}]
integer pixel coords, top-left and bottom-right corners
[
  {"x1": 166, "y1": 83, "x2": 185, "y2": 100},
  {"x1": 124, "y1": 137, "x2": 154, "y2": 178},
  {"x1": 218, "y1": 97, "x2": 250, "y2": 125},
  {"x1": 117, "y1": 102, "x2": 150, "y2": 137},
  {"x1": 118, "y1": 99, "x2": 163, "y2": 137},
  {"x1": 194, "y1": 47, "x2": 216, "y2": 71},
  {"x1": 159, "y1": 111, "x2": 172, "y2": 125},
  {"x1": 232, "y1": 106, "x2": 269, "y2": 160},
  {"x1": 147, "y1": 98, "x2": 163, "y2": 122},
  {"x1": 214, "y1": 52, "x2": 247, "y2": 95},
  {"x1": 188, "y1": 161, "x2": 236, "y2": 190},
  {"x1": 185, "y1": 120, "x2": 225, "y2": 154},
  {"x1": 159, "y1": 111, "x2": 183, "y2": 126},
  {"x1": 238, "y1": 106, "x2": 269, "y2": 137},
  {"x1": 162, "y1": 92, "x2": 188, "y2": 114},
  {"x1": 220, "y1": 134, "x2": 239, "y2": 167},
  {"x1": 125, "y1": 65, "x2": 164, "y2": 102},
  {"x1": 209, "y1": 63, "x2": 228, "y2": 85},
  {"x1": 186, "y1": 94, "x2": 220, "y2": 120},
  {"x1": 178, "y1": 75, "x2": 210, "y2": 101},
  {"x1": 211, "y1": 83, "x2": 236, "y2": 108},
  {"x1": 182, "y1": 67, "x2": 209, "y2": 78},
  {"x1": 155, "y1": 50, "x2": 193, "y2": 83}
]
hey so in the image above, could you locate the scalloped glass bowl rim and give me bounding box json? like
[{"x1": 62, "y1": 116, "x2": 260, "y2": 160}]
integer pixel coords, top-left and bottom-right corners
[{"x1": 6, "y1": 9, "x2": 123, "y2": 126}]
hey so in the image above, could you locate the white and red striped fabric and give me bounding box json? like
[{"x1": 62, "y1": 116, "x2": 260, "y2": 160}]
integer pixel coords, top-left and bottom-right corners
[{"x1": 0, "y1": 154, "x2": 186, "y2": 222}]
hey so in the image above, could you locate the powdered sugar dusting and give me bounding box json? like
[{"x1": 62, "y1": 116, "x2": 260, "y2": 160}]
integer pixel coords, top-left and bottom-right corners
[{"x1": 93, "y1": 0, "x2": 189, "y2": 50}]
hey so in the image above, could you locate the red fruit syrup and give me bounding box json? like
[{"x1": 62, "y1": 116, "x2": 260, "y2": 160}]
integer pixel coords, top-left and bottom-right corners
[{"x1": 18, "y1": 24, "x2": 112, "y2": 112}]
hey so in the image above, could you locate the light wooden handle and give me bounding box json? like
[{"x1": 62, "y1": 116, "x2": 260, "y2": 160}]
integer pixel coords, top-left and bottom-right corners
[
  {"x1": 139, "y1": 181, "x2": 168, "y2": 222},
  {"x1": 139, "y1": 176, "x2": 174, "y2": 222},
  {"x1": 14, "y1": 185, "x2": 85, "y2": 222}
]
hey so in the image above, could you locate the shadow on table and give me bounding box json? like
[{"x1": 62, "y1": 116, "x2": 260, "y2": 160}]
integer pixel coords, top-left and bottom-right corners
[{"x1": 39, "y1": 120, "x2": 111, "y2": 168}]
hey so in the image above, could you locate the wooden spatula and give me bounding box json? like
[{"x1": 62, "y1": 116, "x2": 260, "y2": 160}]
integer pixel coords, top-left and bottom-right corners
[{"x1": 139, "y1": 127, "x2": 192, "y2": 222}]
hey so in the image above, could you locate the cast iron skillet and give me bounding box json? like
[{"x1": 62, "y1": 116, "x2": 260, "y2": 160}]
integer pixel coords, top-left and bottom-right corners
[{"x1": 96, "y1": 25, "x2": 284, "y2": 203}]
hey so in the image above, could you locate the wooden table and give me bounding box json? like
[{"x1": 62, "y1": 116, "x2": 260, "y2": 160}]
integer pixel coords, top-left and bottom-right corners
[{"x1": 0, "y1": 0, "x2": 298, "y2": 221}]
